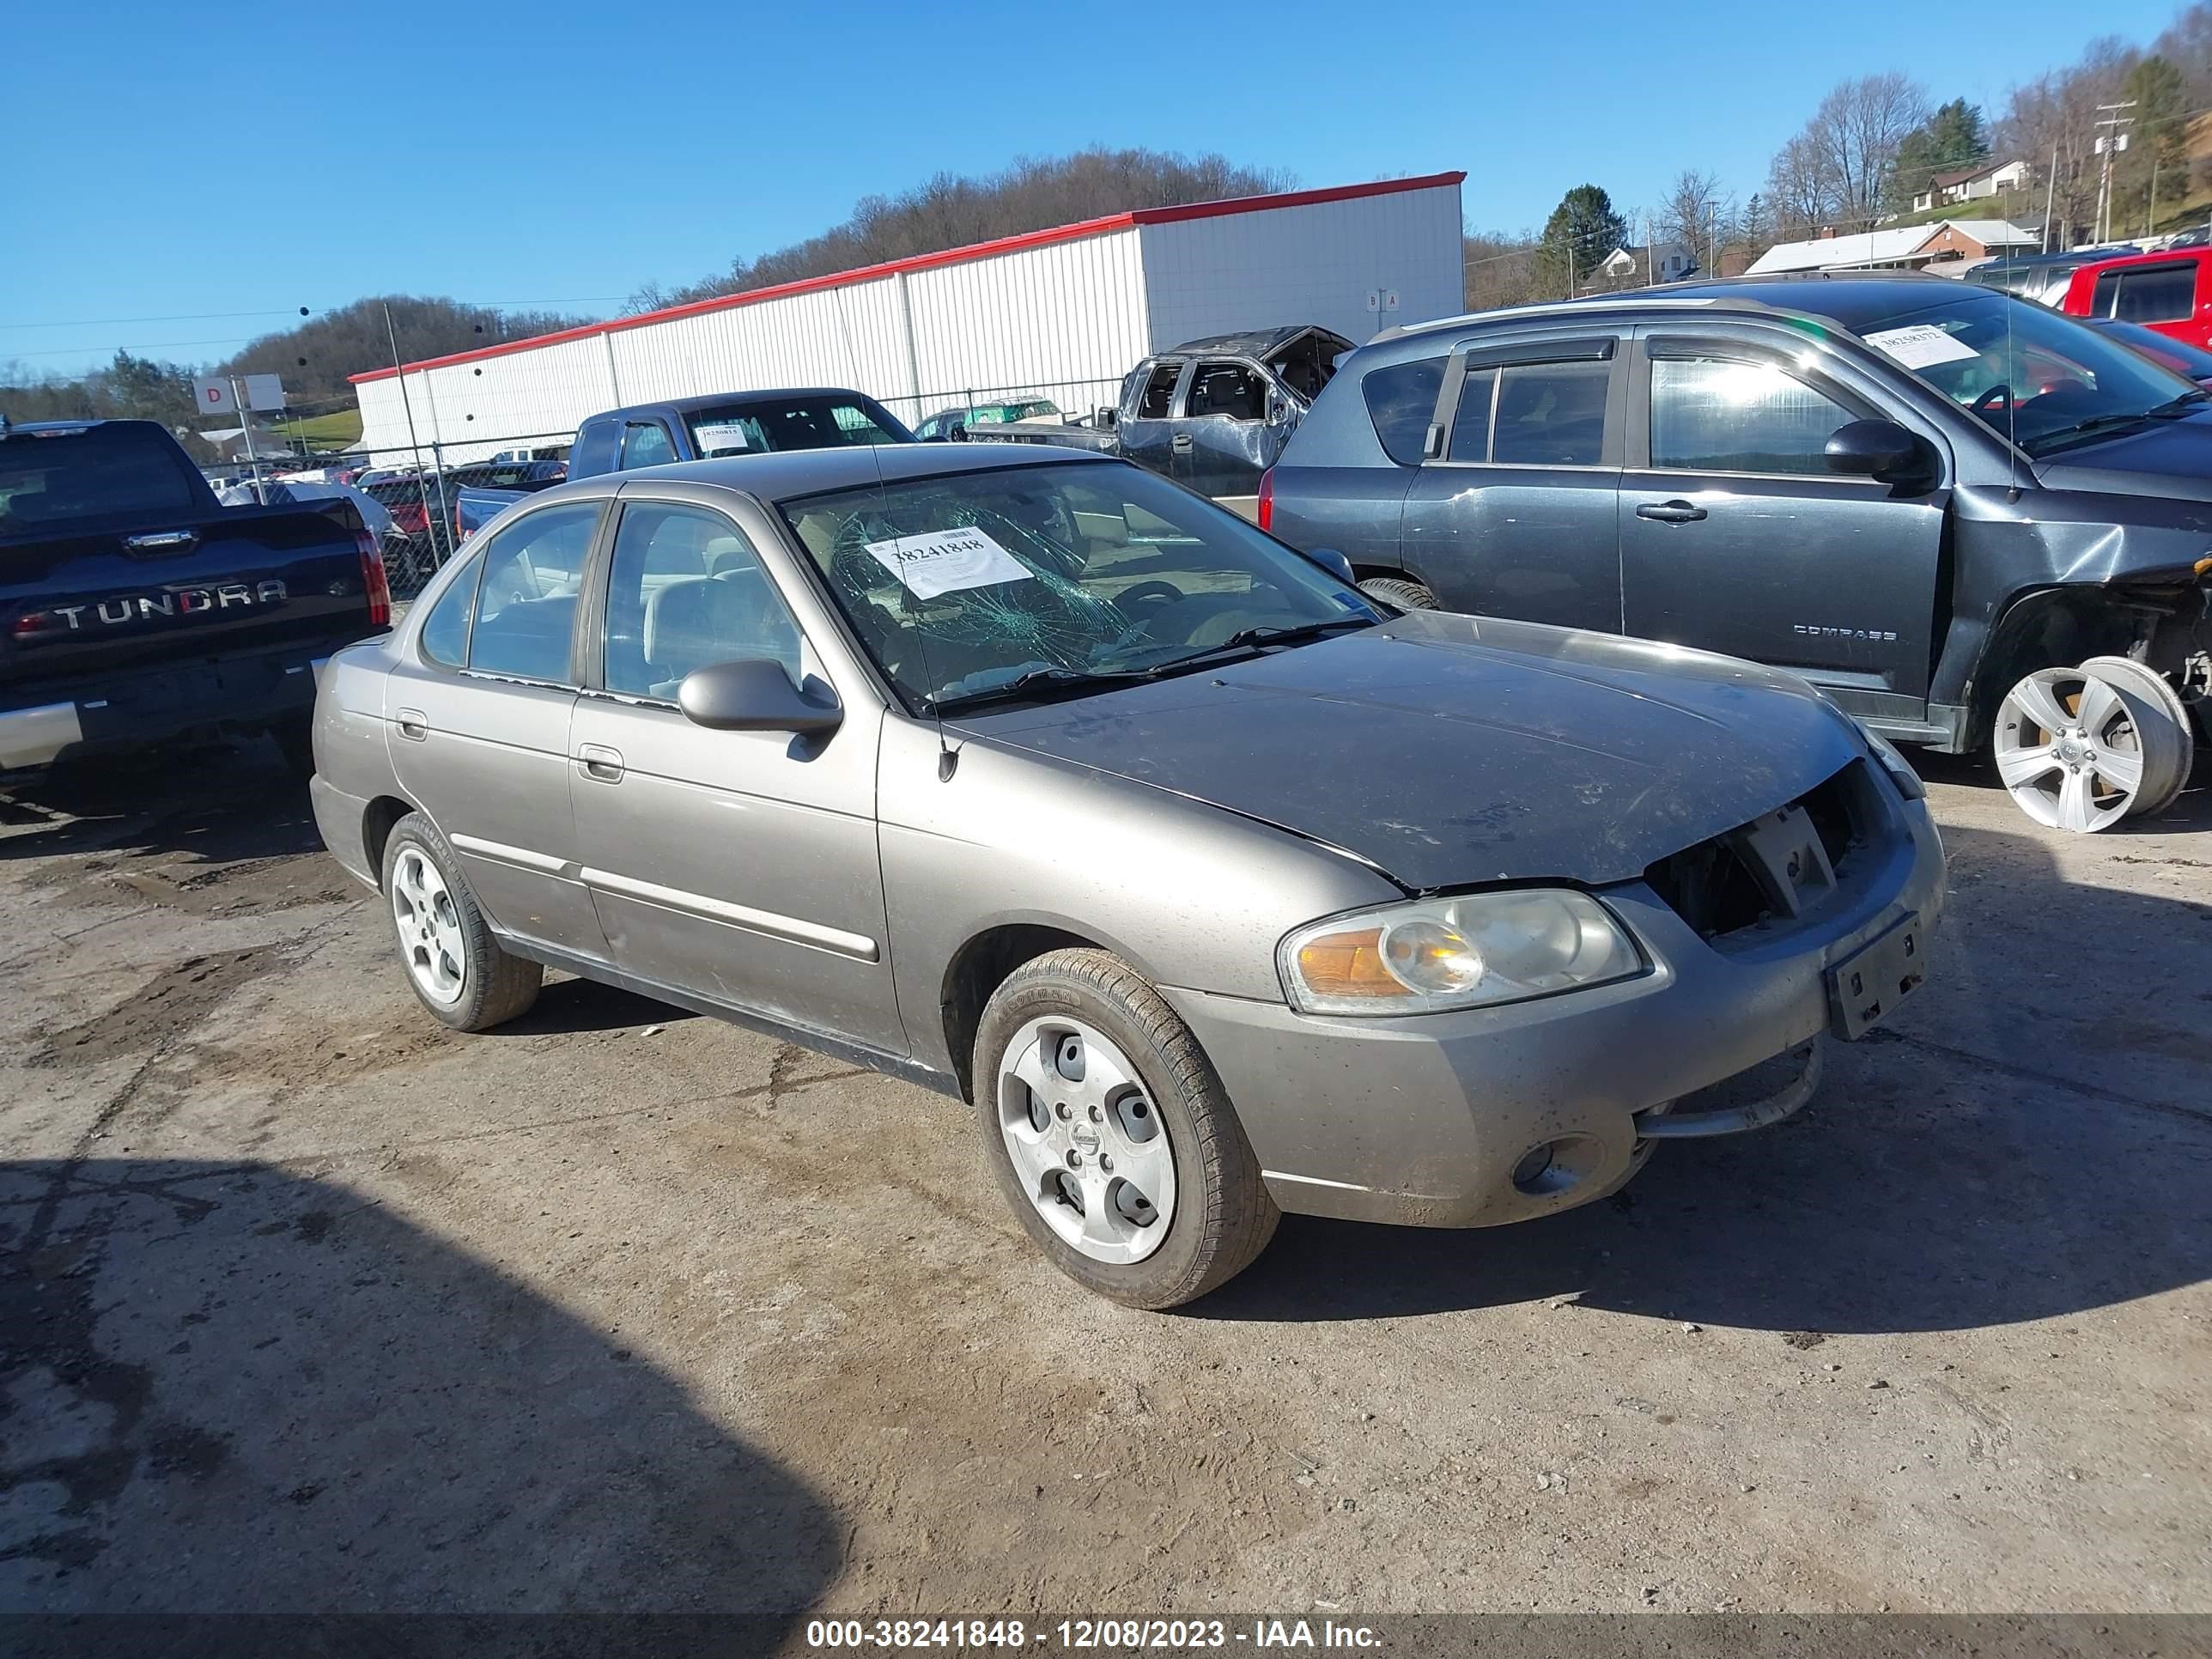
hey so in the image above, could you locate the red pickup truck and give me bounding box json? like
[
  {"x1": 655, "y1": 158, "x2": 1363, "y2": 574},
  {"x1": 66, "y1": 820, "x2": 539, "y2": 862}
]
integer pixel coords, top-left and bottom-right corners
[{"x1": 2061, "y1": 246, "x2": 2212, "y2": 349}]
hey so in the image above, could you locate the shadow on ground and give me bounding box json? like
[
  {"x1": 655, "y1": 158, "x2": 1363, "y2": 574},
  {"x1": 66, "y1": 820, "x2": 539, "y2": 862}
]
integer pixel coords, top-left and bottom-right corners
[
  {"x1": 0, "y1": 743, "x2": 321, "y2": 867},
  {"x1": 1194, "y1": 811, "x2": 2212, "y2": 1331},
  {"x1": 0, "y1": 1159, "x2": 838, "y2": 1626}
]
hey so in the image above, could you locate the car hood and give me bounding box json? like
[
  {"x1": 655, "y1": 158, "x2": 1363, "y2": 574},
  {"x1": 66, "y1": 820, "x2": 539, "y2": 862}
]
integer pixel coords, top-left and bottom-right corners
[
  {"x1": 956, "y1": 610, "x2": 1865, "y2": 890},
  {"x1": 2032, "y1": 407, "x2": 2212, "y2": 501}
]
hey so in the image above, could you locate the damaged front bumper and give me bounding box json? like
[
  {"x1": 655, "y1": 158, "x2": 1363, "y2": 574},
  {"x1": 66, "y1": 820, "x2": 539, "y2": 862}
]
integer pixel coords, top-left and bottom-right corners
[{"x1": 1160, "y1": 787, "x2": 1946, "y2": 1231}]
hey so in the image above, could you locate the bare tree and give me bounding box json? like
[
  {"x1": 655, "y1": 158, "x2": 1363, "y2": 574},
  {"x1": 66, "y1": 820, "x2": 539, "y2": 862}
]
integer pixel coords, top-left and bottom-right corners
[
  {"x1": 1763, "y1": 73, "x2": 1929, "y2": 239},
  {"x1": 1765, "y1": 133, "x2": 1832, "y2": 240},
  {"x1": 1655, "y1": 169, "x2": 1736, "y2": 270}
]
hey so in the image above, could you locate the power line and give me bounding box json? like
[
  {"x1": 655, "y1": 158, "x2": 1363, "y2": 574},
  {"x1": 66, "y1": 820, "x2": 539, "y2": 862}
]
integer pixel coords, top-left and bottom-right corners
[{"x1": 0, "y1": 298, "x2": 622, "y2": 332}]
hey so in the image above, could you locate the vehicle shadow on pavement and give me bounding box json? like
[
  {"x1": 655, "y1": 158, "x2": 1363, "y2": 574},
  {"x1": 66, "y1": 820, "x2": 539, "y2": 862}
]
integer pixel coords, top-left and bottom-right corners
[
  {"x1": 0, "y1": 743, "x2": 323, "y2": 866},
  {"x1": 488, "y1": 976, "x2": 702, "y2": 1037},
  {"x1": 1194, "y1": 811, "x2": 2212, "y2": 1332},
  {"x1": 0, "y1": 1158, "x2": 840, "y2": 1627}
]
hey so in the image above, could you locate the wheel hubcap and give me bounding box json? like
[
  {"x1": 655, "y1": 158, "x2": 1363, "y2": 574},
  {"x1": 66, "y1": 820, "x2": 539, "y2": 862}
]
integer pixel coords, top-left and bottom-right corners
[
  {"x1": 1993, "y1": 668, "x2": 2155, "y2": 835},
  {"x1": 997, "y1": 1016, "x2": 1176, "y2": 1265},
  {"x1": 391, "y1": 847, "x2": 468, "y2": 1005}
]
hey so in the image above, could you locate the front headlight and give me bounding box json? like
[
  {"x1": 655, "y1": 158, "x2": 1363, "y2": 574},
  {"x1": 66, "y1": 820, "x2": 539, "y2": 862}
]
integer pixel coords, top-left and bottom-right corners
[
  {"x1": 1279, "y1": 890, "x2": 1644, "y2": 1016},
  {"x1": 1861, "y1": 726, "x2": 1927, "y2": 800}
]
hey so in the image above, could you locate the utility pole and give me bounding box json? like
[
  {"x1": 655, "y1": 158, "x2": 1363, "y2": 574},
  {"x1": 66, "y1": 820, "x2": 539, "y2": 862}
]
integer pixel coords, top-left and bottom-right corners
[
  {"x1": 2043, "y1": 142, "x2": 2058, "y2": 252},
  {"x1": 2094, "y1": 101, "x2": 2137, "y2": 245}
]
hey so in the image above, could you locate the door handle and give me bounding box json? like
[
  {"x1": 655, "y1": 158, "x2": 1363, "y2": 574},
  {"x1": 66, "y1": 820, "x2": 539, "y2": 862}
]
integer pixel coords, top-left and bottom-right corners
[
  {"x1": 575, "y1": 743, "x2": 624, "y2": 782},
  {"x1": 1171, "y1": 433, "x2": 1194, "y2": 452},
  {"x1": 1636, "y1": 500, "x2": 1708, "y2": 524},
  {"x1": 122, "y1": 528, "x2": 201, "y2": 552},
  {"x1": 395, "y1": 707, "x2": 428, "y2": 742}
]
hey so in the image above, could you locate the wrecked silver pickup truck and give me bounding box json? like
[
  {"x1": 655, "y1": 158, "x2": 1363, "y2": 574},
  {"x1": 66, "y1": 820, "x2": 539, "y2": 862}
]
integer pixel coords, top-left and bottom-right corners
[{"x1": 983, "y1": 325, "x2": 1352, "y2": 509}]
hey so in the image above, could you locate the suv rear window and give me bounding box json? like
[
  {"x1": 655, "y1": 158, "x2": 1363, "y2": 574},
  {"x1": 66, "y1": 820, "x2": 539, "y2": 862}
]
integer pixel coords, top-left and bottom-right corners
[
  {"x1": 0, "y1": 425, "x2": 201, "y2": 531},
  {"x1": 1359, "y1": 356, "x2": 1445, "y2": 465}
]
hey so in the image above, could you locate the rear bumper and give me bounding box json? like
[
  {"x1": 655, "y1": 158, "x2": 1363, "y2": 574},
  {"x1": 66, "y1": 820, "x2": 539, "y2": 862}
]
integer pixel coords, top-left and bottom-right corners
[
  {"x1": 0, "y1": 643, "x2": 339, "y2": 769},
  {"x1": 1164, "y1": 796, "x2": 1946, "y2": 1231}
]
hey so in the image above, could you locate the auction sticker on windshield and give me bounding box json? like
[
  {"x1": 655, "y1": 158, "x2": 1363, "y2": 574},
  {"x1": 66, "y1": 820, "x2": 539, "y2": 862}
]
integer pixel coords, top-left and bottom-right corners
[
  {"x1": 866, "y1": 526, "x2": 1033, "y2": 600},
  {"x1": 1863, "y1": 324, "x2": 1982, "y2": 371}
]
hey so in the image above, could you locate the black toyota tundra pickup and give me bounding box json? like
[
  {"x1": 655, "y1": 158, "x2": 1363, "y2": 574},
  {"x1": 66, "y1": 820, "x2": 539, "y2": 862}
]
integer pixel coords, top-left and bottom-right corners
[{"x1": 0, "y1": 416, "x2": 392, "y2": 775}]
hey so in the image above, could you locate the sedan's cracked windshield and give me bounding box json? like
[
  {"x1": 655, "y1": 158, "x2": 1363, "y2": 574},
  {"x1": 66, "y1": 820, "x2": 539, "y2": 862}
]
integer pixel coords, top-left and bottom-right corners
[{"x1": 780, "y1": 460, "x2": 1382, "y2": 710}]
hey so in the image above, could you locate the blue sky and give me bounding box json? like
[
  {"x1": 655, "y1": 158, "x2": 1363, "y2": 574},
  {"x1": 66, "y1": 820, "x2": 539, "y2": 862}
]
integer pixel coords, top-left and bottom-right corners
[{"x1": 2, "y1": 0, "x2": 2181, "y2": 379}]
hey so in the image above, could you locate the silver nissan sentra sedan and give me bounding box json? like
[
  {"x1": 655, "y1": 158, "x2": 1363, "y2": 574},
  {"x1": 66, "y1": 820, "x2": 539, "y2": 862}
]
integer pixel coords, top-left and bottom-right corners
[{"x1": 308, "y1": 443, "x2": 1943, "y2": 1309}]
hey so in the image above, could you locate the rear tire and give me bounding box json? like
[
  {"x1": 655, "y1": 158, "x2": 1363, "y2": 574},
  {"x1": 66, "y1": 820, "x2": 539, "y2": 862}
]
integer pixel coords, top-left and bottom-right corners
[
  {"x1": 1358, "y1": 575, "x2": 1437, "y2": 611},
  {"x1": 974, "y1": 948, "x2": 1276, "y2": 1310},
  {"x1": 380, "y1": 811, "x2": 541, "y2": 1030}
]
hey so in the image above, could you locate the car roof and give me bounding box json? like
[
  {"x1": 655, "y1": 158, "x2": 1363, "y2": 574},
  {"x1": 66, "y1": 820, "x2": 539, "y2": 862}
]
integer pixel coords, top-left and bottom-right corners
[
  {"x1": 1164, "y1": 325, "x2": 1352, "y2": 358},
  {"x1": 574, "y1": 441, "x2": 1117, "y2": 503},
  {"x1": 0, "y1": 417, "x2": 118, "y2": 436},
  {"x1": 2063, "y1": 246, "x2": 2212, "y2": 277},
  {"x1": 1373, "y1": 274, "x2": 2013, "y2": 347},
  {"x1": 592, "y1": 388, "x2": 886, "y2": 421}
]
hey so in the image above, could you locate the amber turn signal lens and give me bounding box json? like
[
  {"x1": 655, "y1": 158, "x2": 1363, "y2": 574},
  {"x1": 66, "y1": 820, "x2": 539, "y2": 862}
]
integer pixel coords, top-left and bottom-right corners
[{"x1": 1293, "y1": 927, "x2": 1395, "y2": 998}]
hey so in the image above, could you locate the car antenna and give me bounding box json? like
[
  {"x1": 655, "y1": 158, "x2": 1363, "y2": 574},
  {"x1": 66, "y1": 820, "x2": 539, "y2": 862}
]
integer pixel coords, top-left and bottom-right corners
[
  {"x1": 830, "y1": 289, "x2": 958, "y2": 780},
  {"x1": 2003, "y1": 289, "x2": 2021, "y2": 501}
]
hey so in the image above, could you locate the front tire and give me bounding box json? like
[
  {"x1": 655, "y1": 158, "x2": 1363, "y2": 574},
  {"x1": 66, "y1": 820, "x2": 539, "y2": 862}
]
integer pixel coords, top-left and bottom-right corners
[
  {"x1": 1357, "y1": 575, "x2": 1437, "y2": 611},
  {"x1": 380, "y1": 811, "x2": 542, "y2": 1030},
  {"x1": 974, "y1": 948, "x2": 1277, "y2": 1310}
]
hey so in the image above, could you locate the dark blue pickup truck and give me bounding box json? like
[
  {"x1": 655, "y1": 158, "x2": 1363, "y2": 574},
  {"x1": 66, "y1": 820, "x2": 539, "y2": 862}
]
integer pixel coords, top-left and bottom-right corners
[
  {"x1": 0, "y1": 416, "x2": 390, "y2": 774},
  {"x1": 450, "y1": 388, "x2": 914, "y2": 547}
]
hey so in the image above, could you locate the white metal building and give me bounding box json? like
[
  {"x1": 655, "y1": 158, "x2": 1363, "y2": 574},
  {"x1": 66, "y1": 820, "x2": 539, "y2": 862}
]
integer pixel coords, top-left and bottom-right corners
[{"x1": 350, "y1": 172, "x2": 1467, "y2": 465}]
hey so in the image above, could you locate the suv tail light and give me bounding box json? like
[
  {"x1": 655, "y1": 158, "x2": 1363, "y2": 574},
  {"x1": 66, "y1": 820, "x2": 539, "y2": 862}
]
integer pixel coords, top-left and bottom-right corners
[
  {"x1": 356, "y1": 529, "x2": 392, "y2": 627},
  {"x1": 1256, "y1": 466, "x2": 1276, "y2": 532}
]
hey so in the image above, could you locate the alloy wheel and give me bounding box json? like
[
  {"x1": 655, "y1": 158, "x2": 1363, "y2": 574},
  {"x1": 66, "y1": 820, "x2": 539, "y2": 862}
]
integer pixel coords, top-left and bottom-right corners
[
  {"x1": 1992, "y1": 665, "x2": 2175, "y2": 834},
  {"x1": 996, "y1": 1016, "x2": 1176, "y2": 1265},
  {"x1": 391, "y1": 845, "x2": 468, "y2": 1005}
]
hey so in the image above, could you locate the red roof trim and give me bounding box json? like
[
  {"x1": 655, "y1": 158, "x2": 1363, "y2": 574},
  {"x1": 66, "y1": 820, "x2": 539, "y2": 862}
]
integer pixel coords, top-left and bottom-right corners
[{"x1": 349, "y1": 171, "x2": 1467, "y2": 383}]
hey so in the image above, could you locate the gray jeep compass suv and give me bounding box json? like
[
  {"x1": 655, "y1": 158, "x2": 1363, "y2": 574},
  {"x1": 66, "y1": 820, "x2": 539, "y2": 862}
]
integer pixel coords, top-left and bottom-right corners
[{"x1": 1262, "y1": 276, "x2": 2212, "y2": 833}]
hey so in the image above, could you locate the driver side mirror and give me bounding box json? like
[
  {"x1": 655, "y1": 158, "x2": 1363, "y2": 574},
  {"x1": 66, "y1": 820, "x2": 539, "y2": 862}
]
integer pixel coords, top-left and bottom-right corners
[
  {"x1": 1266, "y1": 393, "x2": 1293, "y2": 428},
  {"x1": 1826, "y1": 419, "x2": 1931, "y2": 486},
  {"x1": 1302, "y1": 546, "x2": 1357, "y2": 586},
  {"x1": 678, "y1": 658, "x2": 842, "y2": 738}
]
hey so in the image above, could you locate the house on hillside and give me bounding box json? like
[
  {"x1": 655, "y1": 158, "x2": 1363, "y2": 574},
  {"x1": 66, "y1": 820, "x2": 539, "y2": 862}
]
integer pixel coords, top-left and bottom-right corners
[
  {"x1": 1911, "y1": 159, "x2": 2032, "y2": 214},
  {"x1": 1747, "y1": 218, "x2": 2039, "y2": 277},
  {"x1": 1594, "y1": 242, "x2": 1698, "y2": 286}
]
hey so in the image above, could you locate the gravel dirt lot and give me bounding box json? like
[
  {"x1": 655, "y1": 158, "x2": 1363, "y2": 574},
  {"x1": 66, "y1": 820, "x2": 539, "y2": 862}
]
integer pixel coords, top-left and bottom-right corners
[{"x1": 2, "y1": 742, "x2": 2207, "y2": 1640}]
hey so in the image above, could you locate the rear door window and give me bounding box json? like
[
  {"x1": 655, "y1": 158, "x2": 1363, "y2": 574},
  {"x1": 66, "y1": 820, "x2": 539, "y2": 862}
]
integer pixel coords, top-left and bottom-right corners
[
  {"x1": 1492, "y1": 361, "x2": 1611, "y2": 466},
  {"x1": 619, "y1": 421, "x2": 677, "y2": 471},
  {"x1": 2094, "y1": 263, "x2": 2197, "y2": 323},
  {"x1": 1136, "y1": 363, "x2": 1182, "y2": 419},
  {"x1": 1359, "y1": 356, "x2": 1446, "y2": 465},
  {"x1": 465, "y1": 502, "x2": 599, "y2": 681}
]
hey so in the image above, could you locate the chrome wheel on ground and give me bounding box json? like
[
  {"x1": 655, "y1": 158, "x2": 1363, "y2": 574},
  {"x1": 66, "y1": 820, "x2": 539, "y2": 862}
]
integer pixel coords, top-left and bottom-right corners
[
  {"x1": 2078, "y1": 655, "x2": 2196, "y2": 816},
  {"x1": 997, "y1": 1016, "x2": 1176, "y2": 1265},
  {"x1": 1992, "y1": 665, "x2": 2186, "y2": 833},
  {"x1": 391, "y1": 844, "x2": 467, "y2": 1006}
]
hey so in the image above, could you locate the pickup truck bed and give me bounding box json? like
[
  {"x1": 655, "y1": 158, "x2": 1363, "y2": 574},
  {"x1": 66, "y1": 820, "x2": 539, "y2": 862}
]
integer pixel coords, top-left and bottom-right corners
[{"x1": 1, "y1": 418, "x2": 390, "y2": 771}]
